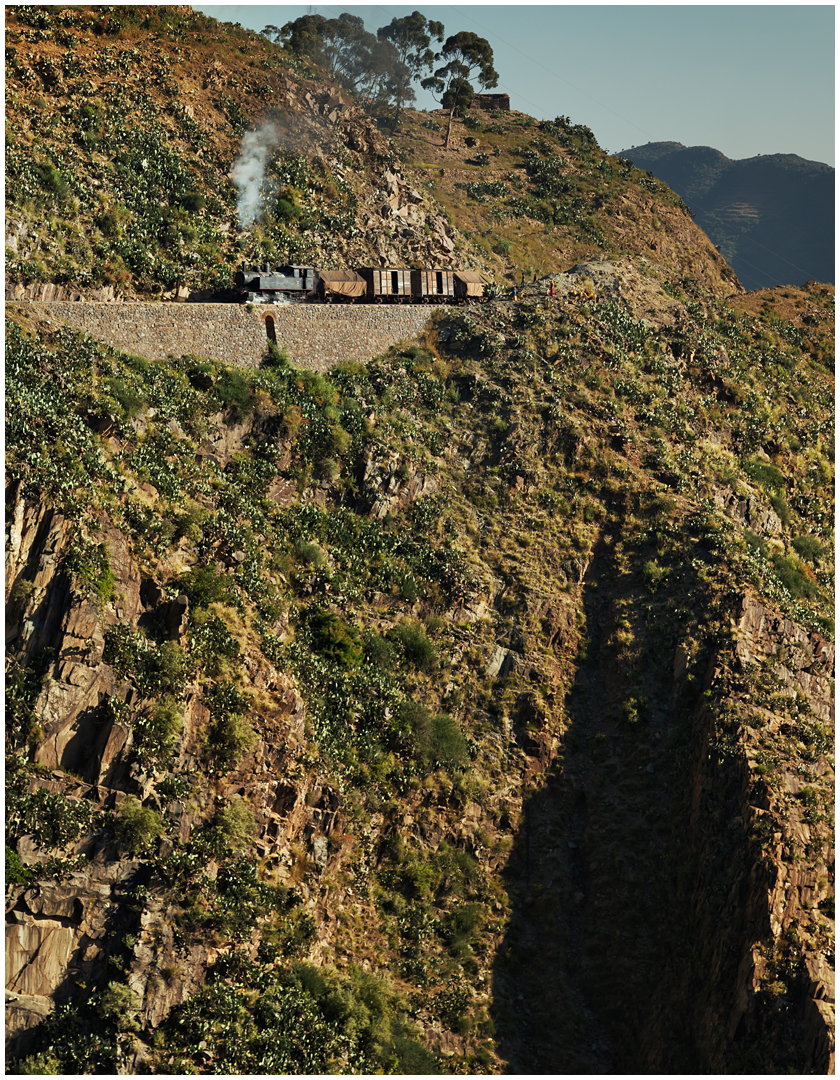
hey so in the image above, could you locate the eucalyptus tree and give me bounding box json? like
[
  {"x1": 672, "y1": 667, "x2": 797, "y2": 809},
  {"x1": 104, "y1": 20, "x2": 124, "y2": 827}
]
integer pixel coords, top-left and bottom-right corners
[
  {"x1": 421, "y1": 31, "x2": 499, "y2": 149},
  {"x1": 263, "y1": 15, "x2": 329, "y2": 64},
  {"x1": 377, "y1": 11, "x2": 445, "y2": 131},
  {"x1": 266, "y1": 13, "x2": 402, "y2": 112}
]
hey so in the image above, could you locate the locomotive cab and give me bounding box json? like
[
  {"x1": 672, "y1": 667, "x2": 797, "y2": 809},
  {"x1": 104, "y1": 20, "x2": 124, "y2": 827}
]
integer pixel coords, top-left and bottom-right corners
[{"x1": 234, "y1": 264, "x2": 318, "y2": 302}]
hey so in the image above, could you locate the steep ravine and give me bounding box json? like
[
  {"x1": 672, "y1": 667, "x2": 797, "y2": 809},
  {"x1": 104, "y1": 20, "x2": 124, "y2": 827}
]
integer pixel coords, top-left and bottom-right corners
[
  {"x1": 5, "y1": 256, "x2": 834, "y2": 1071},
  {"x1": 491, "y1": 523, "x2": 834, "y2": 1073}
]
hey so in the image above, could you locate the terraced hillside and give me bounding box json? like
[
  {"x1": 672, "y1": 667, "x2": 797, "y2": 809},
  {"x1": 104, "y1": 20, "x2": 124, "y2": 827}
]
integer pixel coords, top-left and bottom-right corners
[{"x1": 620, "y1": 141, "x2": 835, "y2": 289}]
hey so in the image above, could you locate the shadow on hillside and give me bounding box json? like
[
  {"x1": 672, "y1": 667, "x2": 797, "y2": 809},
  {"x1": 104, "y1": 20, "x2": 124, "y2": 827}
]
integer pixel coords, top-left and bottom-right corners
[{"x1": 488, "y1": 529, "x2": 709, "y2": 1073}]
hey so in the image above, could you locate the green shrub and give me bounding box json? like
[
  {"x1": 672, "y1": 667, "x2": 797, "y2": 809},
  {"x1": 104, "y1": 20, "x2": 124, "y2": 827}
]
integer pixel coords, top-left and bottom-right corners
[
  {"x1": 294, "y1": 539, "x2": 325, "y2": 567},
  {"x1": 116, "y1": 796, "x2": 163, "y2": 856},
  {"x1": 36, "y1": 162, "x2": 69, "y2": 201},
  {"x1": 397, "y1": 699, "x2": 466, "y2": 768},
  {"x1": 771, "y1": 554, "x2": 818, "y2": 600},
  {"x1": 67, "y1": 534, "x2": 115, "y2": 604},
  {"x1": 214, "y1": 796, "x2": 256, "y2": 853},
  {"x1": 389, "y1": 621, "x2": 437, "y2": 670},
  {"x1": 435, "y1": 976, "x2": 470, "y2": 1030},
  {"x1": 173, "y1": 499, "x2": 210, "y2": 543},
  {"x1": 365, "y1": 631, "x2": 397, "y2": 671},
  {"x1": 389, "y1": 1036, "x2": 441, "y2": 1074},
  {"x1": 412, "y1": 710, "x2": 468, "y2": 769},
  {"x1": 792, "y1": 535, "x2": 823, "y2": 563},
  {"x1": 11, "y1": 578, "x2": 36, "y2": 604},
  {"x1": 275, "y1": 198, "x2": 300, "y2": 221},
  {"x1": 769, "y1": 491, "x2": 791, "y2": 527},
  {"x1": 743, "y1": 458, "x2": 785, "y2": 493},
  {"x1": 441, "y1": 902, "x2": 483, "y2": 958},
  {"x1": 207, "y1": 712, "x2": 256, "y2": 770},
  {"x1": 266, "y1": 340, "x2": 290, "y2": 368},
  {"x1": 297, "y1": 370, "x2": 339, "y2": 408},
  {"x1": 201, "y1": 685, "x2": 255, "y2": 773},
  {"x1": 283, "y1": 404, "x2": 304, "y2": 437},
  {"x1": 397, "y1": 573, "x2": 419, "y2": 603},
  {"x1": 330, "y1": 424, "x2": 352, "y2": 457},
  {"x1": 189, "y1": 610, "x2": 240, "y2": 673},
  {"x1": 12, "y1": 1052, "x2": 62, "y2": 1075},
  {"x1": 96, "y1": 210, "x2": 125, "y2": 237},
  {"x1": 744, "y1": 530, "x2": 769, "y2": 558},
  {"x1": 622, "y1": 695, "x2": 648, "y2": 725},
  {"x1": 278, "y1": 962, "x2": 442, "y2": 1073},
  {"x1": 6, "y1": 662, "x2": 43, "y2": 751},
  {"x1": 178, "y1": 192, "x2": 206, "y2": 212},
  {"x1": 180, "y1": 565, "x2": 234, "y2": 608},
  {"x1": 645, "y1": 494, "x2": 677, "y2": 519},
  {"x1": 97, "y1": 982, "x2": 141, "y2": 1032},
  {"x1": 151, "y1": 640, "x2": 191, "y2": 695},
  {"x1": 6, "y1": 844, "x2": 33, "y2": 886},
  {"x1": 641, "y1": 560, "x2": 665, "y2": 592},
  {"x1": 104, "y1": 376, "x2": 146, "y2": 418},
  {"x1": 7, "y1": 782, "x2": 94, "y2": 850},
  {"x1": 213, "y1": 368, "x2": 253, "y2": 422},
  {"x1": 134, "y1": 696, "x2": 182, "y2": 764},
  {"x1": 318, "y1": 457, "x2": 340, "y2": 481},
  {"x1": 309, "y1": 610, "x2": 363, "y2": 668},
  {"x1": 398, "y1": 698, "x2": 432, "y2": 742}
]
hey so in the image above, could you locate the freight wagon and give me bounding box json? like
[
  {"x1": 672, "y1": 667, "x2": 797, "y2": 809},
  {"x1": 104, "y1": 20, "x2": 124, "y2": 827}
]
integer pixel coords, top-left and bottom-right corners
[{"x1": 230, "y1": 264, "x2": 487, "y2": 304}]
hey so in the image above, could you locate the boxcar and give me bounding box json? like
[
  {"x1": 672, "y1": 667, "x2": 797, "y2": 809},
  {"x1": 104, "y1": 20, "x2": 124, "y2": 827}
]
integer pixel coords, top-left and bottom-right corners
[
  {"x1": 410, "y1": 268, "x2": 455, "y2": 302},
  {"x1": 357, "y1": 267, "x2": 413, "y2": 302},
  {"x1": 454, "y1": 271, "x2": 487, "y2": 302}
]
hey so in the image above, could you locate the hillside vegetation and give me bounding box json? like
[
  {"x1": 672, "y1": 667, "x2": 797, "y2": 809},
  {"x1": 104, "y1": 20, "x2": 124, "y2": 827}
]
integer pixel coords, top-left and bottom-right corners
[
  {"x1": 4, "y1": 5, "x2": 835, "y2": 1076},
  {"x1": 6, "y1": 4, "x2": 737, "y2": 298}
]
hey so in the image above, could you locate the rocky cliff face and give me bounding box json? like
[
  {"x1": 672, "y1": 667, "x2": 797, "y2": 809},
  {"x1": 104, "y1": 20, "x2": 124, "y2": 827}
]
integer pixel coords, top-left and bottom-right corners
[
  {"x1": 4, "y1": 5, "x2": 834, "y2": 1075},
  {"x1": 6, "y1": 259, "x2": 833, "y2": 1072},
  {"x1": 689, "y1": 594, "x2": 835, "y2": 1074},
  {"x1": 486, "y1": 532, "x2": 834, "y2": 1074},
  {"x1": 6, "y1": 471, "x2": 339, "y2": 1067}
]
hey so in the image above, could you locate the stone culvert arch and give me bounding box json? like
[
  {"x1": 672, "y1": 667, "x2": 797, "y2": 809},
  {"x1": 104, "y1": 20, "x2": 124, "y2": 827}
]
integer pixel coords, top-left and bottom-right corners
[{"x1": 262, "y1": 312, "x2": 277, "y2": 344}]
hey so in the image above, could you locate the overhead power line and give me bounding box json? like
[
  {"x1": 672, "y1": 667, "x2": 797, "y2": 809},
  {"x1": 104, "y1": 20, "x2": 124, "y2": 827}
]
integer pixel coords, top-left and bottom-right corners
[{"x1": 446, "y1": 4, "x2": 658, "y2": 142}]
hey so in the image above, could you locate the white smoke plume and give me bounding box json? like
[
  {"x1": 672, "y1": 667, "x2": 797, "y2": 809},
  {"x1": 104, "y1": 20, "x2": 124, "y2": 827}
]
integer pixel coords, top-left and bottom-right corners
[{"x1": 231, "y1": 123, "x2": 280, "y2": 229}]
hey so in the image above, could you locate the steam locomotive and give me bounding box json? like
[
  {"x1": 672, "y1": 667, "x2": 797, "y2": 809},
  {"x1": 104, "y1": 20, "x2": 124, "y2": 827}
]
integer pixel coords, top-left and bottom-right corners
[{"x1": 231, "y1": 264, "x2": 488, "y2": 304}]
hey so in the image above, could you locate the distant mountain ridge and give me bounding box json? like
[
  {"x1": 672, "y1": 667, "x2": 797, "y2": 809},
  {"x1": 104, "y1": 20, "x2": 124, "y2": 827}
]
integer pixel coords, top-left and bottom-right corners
[{"x1": 619, "y1": 141, "x2": 834, "y2": 289}]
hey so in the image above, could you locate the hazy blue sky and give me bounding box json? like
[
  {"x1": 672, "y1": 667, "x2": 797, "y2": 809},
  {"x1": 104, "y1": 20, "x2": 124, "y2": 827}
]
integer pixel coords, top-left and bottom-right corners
[{"x1": 194, "y1": 4, "x2": 834, "y2": 165}]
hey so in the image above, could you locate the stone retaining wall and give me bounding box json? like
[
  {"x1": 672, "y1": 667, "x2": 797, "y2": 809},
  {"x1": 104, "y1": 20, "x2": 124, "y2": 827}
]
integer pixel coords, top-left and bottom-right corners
[{"x1": 21, "y1": 302, "x2": 437, "y2": 370}]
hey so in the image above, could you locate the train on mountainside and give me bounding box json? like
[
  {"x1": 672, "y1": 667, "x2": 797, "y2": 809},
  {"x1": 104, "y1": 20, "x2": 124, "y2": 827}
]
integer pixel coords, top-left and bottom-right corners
[{"x1": 229, "y1": 264, "x2": 489, "y2": 305}]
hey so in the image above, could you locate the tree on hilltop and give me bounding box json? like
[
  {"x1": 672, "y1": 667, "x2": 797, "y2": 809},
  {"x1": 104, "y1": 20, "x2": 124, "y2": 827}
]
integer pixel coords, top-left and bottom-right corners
[
  {"x1": 265, "y1": 13, "x2": 404, "y2": 112},
  {"x1": 377, "y1": 11, "x2": 445, "y2": 131},
  {"x1": 263, "y1": 14, "x2": 328, "y2": 64},
  {"x1": 421, "y1": 31, "x2": 499, "y2": 149}
]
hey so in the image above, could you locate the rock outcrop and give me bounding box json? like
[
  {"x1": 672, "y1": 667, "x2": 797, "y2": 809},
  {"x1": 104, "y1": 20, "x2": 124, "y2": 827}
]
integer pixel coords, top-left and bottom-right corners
[{"x1": 679, "y1": 593, "x2": 835, "y2": 1074}]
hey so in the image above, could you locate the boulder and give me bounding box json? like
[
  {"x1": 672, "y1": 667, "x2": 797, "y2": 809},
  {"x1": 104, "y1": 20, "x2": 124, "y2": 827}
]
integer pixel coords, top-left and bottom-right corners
[{"x1": 487, "y1": 644, "x2": 522, "y2": 679}]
